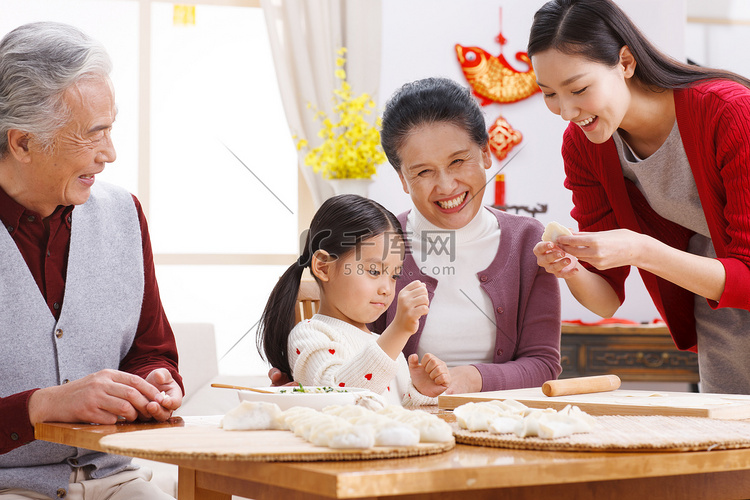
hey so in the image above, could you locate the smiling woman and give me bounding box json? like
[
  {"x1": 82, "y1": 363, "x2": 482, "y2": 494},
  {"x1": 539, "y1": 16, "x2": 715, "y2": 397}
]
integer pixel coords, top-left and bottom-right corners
[
  {"x1": 527, "y1": 0, "x2": 750, "y2": 395},
  {"x1": 396, "y1": 121, "x2": 492, "y2": 230},
  {"x1": 373, "y1": 77, "x2": 562, "y2": 395}
]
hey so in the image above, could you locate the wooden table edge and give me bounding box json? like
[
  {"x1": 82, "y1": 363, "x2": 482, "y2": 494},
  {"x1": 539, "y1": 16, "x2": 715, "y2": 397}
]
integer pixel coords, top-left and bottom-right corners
[{"x1": 32, "y1": 419, "x2": 750, "y2": 499}]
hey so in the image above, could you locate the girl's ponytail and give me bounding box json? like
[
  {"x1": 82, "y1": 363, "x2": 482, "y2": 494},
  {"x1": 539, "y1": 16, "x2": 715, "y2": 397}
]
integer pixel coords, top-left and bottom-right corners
[
  {"x1": 257, "y1": 226, "x2": 333, "y2": 377},
  {"x1": 257, "y1": 260, "x2": 306, "y2": 378}
]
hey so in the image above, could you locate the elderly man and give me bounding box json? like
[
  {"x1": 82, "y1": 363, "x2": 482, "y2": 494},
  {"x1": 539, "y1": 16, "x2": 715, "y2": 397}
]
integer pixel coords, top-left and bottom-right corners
[{"x1": 0, "y1": 22, "x2": 182, "y2": 499}]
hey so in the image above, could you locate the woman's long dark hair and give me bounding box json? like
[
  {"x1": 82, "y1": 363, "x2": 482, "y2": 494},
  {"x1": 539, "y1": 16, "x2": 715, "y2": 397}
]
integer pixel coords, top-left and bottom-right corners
[
  {"x1": 257, "y1": 194, "x2": 403, "y2": 378},
  {"x1": 527, "y1": 0, "x2": 750, "y2": 89},
  {"x1": 380, "y1": 77, "x2": 489, "y2": 172}
]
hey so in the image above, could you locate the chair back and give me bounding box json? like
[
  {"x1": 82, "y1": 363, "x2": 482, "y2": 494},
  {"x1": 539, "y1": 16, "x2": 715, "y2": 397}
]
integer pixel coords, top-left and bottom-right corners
[{"x1": 296, "y1": 278, "x2": 320, "y2": 323}]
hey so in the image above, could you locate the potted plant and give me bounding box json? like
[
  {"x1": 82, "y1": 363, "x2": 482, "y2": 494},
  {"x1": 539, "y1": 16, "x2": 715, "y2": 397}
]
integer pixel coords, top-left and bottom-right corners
[{"x1": 296, "y1": 48, "x2": 386, "y2": 197}]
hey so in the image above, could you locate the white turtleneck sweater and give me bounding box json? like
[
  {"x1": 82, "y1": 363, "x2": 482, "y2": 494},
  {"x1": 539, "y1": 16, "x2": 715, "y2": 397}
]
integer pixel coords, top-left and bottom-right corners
[{"x1": 406, "y1": 206, "x2": 501, "y2": 367}]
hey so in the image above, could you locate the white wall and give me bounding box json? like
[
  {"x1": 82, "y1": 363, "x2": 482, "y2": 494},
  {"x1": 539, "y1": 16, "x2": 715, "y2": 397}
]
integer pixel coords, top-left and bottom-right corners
[
  {"x1": 371, "y1": 0, "x2": 686, "y2": 324},
  {"x1": 686, "y1": 0, "x2": 750, "y2": 80}
]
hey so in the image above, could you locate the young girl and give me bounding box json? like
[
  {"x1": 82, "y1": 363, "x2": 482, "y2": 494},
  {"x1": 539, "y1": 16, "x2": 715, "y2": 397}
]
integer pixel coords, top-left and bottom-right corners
[
  {"x1": 258, "y1": 194, "x2": 451, "y2": 406},
  {"x1": 528, "y1": 0, "x2": 750, "y2": 394}
]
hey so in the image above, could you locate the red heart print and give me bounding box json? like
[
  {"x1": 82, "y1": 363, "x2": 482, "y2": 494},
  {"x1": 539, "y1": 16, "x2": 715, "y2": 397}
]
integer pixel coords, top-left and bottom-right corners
[
  {"x1": 329, "y1": 349, "x2": 335, "y2": 355},
  {"x1": 339, "y1": 382, "x2": 345, "y2": 387},
  {"x1": 364, "y1": 373, "x2": 372, "y2": 380}
]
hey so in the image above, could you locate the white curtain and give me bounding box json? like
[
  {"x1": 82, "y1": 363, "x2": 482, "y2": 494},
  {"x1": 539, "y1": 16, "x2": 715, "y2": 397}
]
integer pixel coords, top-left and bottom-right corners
[{"x1": 261, "y1": 0, "x2": 383, "y2": 208}]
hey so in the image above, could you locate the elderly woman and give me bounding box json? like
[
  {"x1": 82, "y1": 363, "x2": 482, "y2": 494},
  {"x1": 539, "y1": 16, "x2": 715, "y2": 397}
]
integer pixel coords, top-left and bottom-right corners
[
  {"x1": 371, "y1": 77, "x2": 561, "y2": 394},
  {"x1": 0, "y1": 22, "x2": 181, "y2": 499}
]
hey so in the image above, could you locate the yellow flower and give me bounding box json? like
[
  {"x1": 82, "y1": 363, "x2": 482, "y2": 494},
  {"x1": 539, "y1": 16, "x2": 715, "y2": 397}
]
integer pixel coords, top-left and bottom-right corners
[{"x1": 294, "y1": 48, "x2": 386, "y2": 180}]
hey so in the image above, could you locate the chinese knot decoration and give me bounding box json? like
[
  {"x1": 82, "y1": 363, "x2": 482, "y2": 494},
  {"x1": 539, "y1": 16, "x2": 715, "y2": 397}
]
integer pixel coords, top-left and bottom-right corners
[{"x1": 488, "y1": 115, "x2": 522, "y2": 161}]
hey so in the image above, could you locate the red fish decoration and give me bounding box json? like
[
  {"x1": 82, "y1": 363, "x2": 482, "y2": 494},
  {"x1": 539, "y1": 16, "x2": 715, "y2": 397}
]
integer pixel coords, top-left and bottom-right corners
[
  {"x1": 488, "y1": 115, "x2": 522, "y2": 161},
  {"x1": 456, "y1": 44, "x2": 540, "y2": 105}
]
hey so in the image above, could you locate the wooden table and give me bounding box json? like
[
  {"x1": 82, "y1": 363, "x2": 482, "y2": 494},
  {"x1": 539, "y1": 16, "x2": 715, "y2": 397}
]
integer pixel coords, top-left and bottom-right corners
[
  {"x1": 35, "y1": 416, "x2": 750, "y2": 500},
  {"x1": 560, "y1": 323, "x2": 699, "y2": 383}
]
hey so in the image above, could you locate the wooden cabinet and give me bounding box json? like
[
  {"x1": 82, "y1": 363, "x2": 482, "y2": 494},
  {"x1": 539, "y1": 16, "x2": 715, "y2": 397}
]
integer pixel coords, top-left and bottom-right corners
[{"x1": 560, "y1": 324, "x2": 699, "y2": 383}]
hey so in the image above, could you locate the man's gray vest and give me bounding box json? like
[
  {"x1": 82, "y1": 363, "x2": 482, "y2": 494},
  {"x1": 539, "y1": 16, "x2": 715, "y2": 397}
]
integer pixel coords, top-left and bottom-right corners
[{"x1": 0, "y1": 182, "x2": 144, "y2": 498}]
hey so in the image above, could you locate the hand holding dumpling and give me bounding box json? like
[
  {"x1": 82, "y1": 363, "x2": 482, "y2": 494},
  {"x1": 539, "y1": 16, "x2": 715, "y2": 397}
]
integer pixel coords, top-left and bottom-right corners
[{"x1": 534, "y1": 222, "x2": 579, "y2": 279}]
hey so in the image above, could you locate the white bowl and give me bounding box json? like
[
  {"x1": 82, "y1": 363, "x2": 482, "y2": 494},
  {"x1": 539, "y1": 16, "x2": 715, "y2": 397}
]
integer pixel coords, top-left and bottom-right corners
[{"x1": 237, "y1": 386, "x2": 374, "y2": 411}]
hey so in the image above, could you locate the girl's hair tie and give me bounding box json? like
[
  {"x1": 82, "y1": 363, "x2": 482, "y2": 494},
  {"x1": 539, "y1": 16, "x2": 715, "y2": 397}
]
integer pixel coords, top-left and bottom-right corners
[{"x1": 297, "y1": 254, "x2": 311, "y2": 268}]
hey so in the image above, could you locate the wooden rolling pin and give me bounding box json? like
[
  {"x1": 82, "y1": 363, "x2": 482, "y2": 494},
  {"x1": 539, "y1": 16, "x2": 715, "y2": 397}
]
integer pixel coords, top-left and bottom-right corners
[{"x1": 542, "y1": 374, "x2": 621, "y2": 397}]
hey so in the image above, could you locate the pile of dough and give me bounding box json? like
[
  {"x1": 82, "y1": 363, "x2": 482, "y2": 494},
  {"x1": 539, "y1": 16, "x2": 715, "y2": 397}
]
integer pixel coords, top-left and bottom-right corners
[
  {"x1": 541, "y1": 221, "x2": 573, "y2": 244},
  {"x1": 222, "y1": 401, "x2": 284, "y2": 431},
  {"x1": 454, "y1": 399, "x2": 595, "y2": 439},
  {"x1": 378, "y1": 405, "x2": 454, "y2": 443}
]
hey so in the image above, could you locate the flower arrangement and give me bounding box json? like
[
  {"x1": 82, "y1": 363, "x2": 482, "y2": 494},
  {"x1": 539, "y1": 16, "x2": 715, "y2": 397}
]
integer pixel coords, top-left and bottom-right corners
[{"x1": 296, "y1": 48, "x2": 386, "y2": 180}]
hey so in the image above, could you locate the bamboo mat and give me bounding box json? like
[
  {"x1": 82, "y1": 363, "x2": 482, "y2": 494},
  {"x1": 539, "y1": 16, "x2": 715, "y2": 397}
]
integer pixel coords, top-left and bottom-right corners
[
  {"x1": 99, "y1": 425, "x2": 455, "y2": 462},
  {"x1": 452, "y1": 415, "x2": 750, "y2": 452}
]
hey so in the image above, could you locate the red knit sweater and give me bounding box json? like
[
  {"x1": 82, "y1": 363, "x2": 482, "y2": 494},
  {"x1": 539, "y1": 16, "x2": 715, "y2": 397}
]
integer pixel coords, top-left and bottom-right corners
[{"x1": 561, "y1": 79, "x2": 750, "y2": 352}]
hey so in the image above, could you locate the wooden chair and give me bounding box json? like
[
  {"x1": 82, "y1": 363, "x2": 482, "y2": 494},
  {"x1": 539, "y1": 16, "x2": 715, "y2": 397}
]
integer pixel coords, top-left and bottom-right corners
[{"x1": 295, "y1": 278, "x2": 320, "y2": 323}]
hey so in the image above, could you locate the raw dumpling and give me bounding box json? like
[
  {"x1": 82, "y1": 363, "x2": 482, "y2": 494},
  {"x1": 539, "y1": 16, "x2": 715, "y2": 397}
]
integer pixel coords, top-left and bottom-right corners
[
  {"x1": 541, "y1": 221, "x2": 573, "y2": 244},
  {"x1": 307, "y1": 416, "x2": 350, "y2": 446},
  {"x1": 487, "y1": 415, "x2": 523, "y2": 434},
  {"x1": 378, "y1": 405, "x2": 453, "y2": 443},
  {"x1": 324, "y1": 405, "x2": 420, "y2": 446},
  {"x1": 222, "y1": 401, "x2": 283, "y2": 431},
  {"x1": 375, "y1": 425, "x2": 420, "y2": 447},
  {"x1": 536, "y1": 404, "x2": 596, "y2": 439},
  {"x1": 328, "y1": 425, "x2": 376, "y2": 449},
  {"x1": 354, "y1": 393, "x2": 388, "y2": 411},
  {"x1": 414, "y1": 419, "x2": 454, "y2": 443},
  {"x1": 454, "y1": 400, "x2": 531, "y2": 431},
  {"x1": 454, "y1": 402, "x2": 506, "y2": 431},
  {"x1": 455, "y1": 400, "x2": 595, "y2": 439}
]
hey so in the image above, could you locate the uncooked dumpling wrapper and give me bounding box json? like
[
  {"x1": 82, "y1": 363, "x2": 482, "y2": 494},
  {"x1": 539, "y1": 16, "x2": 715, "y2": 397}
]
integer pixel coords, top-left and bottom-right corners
[
  {"x1": 222, "y1": 401, "x2": 284, "y2": 430},
  {"x1": 541, "y1": 221, "x2": 573, "y2": 244}
]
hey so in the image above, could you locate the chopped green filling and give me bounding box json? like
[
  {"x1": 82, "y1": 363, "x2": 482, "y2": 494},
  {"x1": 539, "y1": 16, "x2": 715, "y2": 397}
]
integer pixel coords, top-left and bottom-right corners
[{"x1": 277, "y1": 385, "x2": 348, "y2": 394}]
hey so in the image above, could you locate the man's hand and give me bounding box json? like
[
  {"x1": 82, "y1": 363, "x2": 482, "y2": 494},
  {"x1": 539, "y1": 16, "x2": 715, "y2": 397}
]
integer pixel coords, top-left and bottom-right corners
[
  {"x1": 143, "y1": 368, "x2": 183, "y2": 421},
  {"x1": 28, "y1": 369, "x2": 180, "y2": 425}
]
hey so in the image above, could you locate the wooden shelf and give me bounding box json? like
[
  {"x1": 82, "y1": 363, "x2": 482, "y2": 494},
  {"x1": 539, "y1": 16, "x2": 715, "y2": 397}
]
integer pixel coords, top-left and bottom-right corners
[{"x1": 560, "y1": 324, "x2": 699, "y2": 383}]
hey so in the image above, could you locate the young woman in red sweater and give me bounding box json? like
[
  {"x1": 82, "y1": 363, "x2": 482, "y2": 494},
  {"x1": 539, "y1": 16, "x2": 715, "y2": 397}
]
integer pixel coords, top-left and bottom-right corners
[{"x1": 528, "y1": 0, "x2": 750, "y2": 394}]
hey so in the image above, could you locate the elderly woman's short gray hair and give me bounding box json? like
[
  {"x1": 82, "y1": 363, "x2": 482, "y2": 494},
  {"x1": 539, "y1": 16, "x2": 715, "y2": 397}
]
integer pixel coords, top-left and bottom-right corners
[{"x1": 0, "y1": 22, "x2": 112, "y2": 158}]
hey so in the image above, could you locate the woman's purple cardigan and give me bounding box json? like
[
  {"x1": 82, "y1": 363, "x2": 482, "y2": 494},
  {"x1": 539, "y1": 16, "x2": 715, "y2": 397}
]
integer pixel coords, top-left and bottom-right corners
[{"x1": 372, "y1": 207, "x2": 562, "y2": 391}]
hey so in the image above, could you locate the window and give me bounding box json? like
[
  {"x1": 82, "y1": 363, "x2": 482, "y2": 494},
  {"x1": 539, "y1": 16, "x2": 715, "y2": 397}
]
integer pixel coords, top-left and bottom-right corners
[{"x1": 1, "y1": 0, "x2": 299, "y2": 375}]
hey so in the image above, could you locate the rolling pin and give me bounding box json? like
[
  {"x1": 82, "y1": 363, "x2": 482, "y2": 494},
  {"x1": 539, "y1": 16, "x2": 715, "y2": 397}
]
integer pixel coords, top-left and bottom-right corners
[{"x1": 542, "y1": 374, "x2": 621, "y2": 397}]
